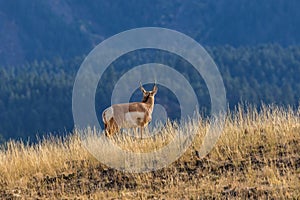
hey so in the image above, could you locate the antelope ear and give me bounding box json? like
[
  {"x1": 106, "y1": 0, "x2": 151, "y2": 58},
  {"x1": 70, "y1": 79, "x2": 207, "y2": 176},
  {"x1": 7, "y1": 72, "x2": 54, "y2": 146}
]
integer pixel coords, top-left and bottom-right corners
[
  {"x1": 140, "y1": 82, "x2": 146, "y2": 93},
  {"x1": 152, "y1": 84, "x2": 158, "y2": 95}
]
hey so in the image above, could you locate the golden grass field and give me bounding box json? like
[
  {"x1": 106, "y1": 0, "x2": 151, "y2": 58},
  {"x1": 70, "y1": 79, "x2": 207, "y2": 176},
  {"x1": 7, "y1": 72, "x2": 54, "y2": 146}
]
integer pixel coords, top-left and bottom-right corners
[{"x1": 0, "y1": 105, "x2": 299, "y2": 199}]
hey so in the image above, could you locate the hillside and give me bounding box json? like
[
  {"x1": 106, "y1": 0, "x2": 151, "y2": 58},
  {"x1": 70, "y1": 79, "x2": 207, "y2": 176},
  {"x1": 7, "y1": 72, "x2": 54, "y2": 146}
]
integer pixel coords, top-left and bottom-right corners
[
  {"x1": 1, "y1": 45, "x2": 300, "y2": 141},
  {"x1": 1, "y1": 0, "x2": 300, "y2": 66},
  {"x1": 0, "y1": 105, "x2": 299, "y2": 198}
]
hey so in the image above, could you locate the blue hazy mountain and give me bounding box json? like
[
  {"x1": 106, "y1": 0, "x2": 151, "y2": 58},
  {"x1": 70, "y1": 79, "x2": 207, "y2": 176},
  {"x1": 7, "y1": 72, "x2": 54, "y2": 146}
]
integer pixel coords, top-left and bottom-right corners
[{"x1": 0, "y1": 0, "x2": 300, "y2": 66}]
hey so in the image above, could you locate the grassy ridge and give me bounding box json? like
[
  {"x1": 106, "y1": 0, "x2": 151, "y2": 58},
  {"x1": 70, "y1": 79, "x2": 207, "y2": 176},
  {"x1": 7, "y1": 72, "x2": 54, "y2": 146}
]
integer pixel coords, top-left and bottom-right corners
[{"x1": 0, "y1": 105, "x2": 299, "y2": 199}]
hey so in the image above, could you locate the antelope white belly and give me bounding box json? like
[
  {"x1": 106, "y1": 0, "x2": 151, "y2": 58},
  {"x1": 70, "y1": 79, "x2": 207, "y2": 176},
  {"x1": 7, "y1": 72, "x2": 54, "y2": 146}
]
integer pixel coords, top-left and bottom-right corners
[{"x1": 124, "y1": 112, "x2": 145, "y2": 128}]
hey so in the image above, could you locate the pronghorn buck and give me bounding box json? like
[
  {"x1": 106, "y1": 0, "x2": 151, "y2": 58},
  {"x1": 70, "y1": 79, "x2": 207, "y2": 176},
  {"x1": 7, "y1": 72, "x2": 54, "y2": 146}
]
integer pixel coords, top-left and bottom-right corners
[{"x1": 102, "y1": 82, "x2": 158, "y2": 137}]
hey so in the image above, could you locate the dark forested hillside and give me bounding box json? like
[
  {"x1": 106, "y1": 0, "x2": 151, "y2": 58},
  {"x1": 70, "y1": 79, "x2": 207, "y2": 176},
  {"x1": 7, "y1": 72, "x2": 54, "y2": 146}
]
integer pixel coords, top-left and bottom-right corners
[
  {"x1": 0, "y1": 45, "x2": 299, "y2": 141},
  {"x1": 1, "y1": 0, "x2": 300, "y2": 66}
]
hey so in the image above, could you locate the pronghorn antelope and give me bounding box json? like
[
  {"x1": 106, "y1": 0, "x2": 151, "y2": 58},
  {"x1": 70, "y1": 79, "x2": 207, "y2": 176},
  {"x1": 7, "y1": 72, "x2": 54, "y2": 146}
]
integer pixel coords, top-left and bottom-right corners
[{"x1": 102, "y1": 82, "x2": 158, "y2": 137}]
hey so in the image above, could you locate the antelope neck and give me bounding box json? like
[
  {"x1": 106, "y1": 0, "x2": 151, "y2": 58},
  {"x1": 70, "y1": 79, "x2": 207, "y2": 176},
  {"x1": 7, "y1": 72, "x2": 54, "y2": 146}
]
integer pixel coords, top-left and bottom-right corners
[
  {"x1": 142, "y1": 94, "x2": 150, "y2": 103},
  {"x1": 142, "y1": 95, "x2": 154, "y2": 106}
]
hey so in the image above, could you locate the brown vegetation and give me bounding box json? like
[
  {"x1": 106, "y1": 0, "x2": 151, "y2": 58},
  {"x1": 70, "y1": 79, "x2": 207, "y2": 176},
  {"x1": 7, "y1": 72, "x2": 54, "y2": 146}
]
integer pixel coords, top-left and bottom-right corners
[{"x1": 0, "y1": 105, "x2": 299, "y2": 199}]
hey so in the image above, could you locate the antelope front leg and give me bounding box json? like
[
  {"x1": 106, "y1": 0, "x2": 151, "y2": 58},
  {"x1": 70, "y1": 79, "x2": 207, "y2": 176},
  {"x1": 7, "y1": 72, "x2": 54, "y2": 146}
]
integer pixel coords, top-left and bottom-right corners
[
  {"x1": 134, "y1": 127, "x2": 138, "y2": 136},
  {"x1": 140, "y1": 126, "x2": 143, "y2": 139}
]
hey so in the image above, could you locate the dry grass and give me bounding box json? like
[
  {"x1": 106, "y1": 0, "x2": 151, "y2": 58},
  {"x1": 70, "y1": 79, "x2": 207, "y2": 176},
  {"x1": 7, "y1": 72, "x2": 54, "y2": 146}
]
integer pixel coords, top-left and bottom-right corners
[{"x1": 0, "y1": 105, "x2": 299, "y2": 199}]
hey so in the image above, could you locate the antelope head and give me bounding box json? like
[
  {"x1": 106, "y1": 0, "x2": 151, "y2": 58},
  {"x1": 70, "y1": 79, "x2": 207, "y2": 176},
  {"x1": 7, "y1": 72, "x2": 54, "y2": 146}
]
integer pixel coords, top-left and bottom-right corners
[{"x1": 140, "y1": 82, "x2": 158, "y2": 105}]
